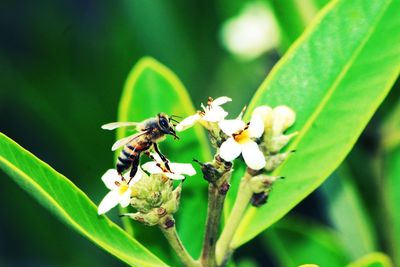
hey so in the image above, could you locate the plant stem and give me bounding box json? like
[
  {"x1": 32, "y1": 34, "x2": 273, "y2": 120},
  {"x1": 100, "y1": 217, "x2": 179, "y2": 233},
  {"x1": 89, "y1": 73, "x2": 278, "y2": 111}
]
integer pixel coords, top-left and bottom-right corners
[
  {"x1": 216, "y1": 172, "x2": 253, "y2": 266},
  {"x1": 200, "y1": 179, "x2": 230, "y2": 267},
  {"x1": 159, "y1": 221, "x2": 200, "y2": 267}
]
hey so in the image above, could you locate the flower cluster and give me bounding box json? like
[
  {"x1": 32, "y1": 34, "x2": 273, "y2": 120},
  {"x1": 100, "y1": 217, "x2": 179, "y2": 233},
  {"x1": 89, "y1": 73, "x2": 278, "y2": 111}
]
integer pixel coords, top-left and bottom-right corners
[
  {"x1": 97, "y1": 156, "x2": 195, "y2": 218},
  {"x1": 176, "y1": 96, "x2": 297, "y2": 207},
  {"x1": 176, "y1": 96, "x2": 297, "y2": 172},
  {"x1": 124, "y1": 172, "x2": 182, "y2": 226},
  {"x1": 98, "y1": 95, "x2": 296, "y2": 217}
]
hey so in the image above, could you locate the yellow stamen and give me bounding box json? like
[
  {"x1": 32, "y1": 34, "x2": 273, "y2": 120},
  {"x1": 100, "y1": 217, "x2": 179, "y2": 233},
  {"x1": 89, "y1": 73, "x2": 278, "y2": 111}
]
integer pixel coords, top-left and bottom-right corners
[
  {"x1": 233, "y1": 129, "x2": 250, "y2": 144},
  {"x1": 118, "y1": 182, "x2": 129, "y2": 195}
]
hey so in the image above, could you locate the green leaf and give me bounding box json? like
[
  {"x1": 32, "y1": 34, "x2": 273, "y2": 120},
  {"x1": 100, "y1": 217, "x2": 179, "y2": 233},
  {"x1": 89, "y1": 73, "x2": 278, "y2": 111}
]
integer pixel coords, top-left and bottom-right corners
[
  {"x1": 263, "y1": 216, "x2": 349, "y2": 267},
  {"x1": 115, "y1": 57, "x2": 212, "y2": 258},
  {"x1": 0, "y1": 132, "x2": 167, "y2": 267},
  {"x1": 232, "y1": 0, "x2": 400, "y2": 247},
  {"x1": 321, "y1": 166, "x2": 377, "y2": 259},
  {"x1": 347, "y1": 252, "x2": 393, "y2": 267}
]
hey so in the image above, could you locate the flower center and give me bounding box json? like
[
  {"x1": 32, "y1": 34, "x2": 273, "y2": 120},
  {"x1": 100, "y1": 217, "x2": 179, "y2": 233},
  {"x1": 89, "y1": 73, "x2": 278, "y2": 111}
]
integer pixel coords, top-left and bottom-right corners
[
  {"x1": 233, "y1": 129, "x2": 250, "y2": 144},
  {"x1": 118, "y1": 182, "x2": 129, "y2": 195}
]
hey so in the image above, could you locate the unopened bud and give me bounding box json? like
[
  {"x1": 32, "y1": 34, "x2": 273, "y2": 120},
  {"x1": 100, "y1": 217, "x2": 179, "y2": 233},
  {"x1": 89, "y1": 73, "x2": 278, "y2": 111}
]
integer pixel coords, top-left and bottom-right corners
[
  {"x1": 268, "y1": 132, "x2": 298, "y2": 153},
  {"x1": 249, "y1": 175, "x2": 279, "y2": 193},
  {"x1": 272, "y1": 106, "x2": 296, "y2": 135},
  {"x1": 265, "y1": 151, "x2": 292, "y2": 171},
  {"x1": 123, "y1": 212, "x2": 160, "y2": 226}
]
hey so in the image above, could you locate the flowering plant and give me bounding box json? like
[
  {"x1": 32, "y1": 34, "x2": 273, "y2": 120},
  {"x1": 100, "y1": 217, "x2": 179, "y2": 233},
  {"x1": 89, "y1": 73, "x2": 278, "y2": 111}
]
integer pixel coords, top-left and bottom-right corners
[{"x1": 1, "y1": 1, "x2": 399, "y2": 265}]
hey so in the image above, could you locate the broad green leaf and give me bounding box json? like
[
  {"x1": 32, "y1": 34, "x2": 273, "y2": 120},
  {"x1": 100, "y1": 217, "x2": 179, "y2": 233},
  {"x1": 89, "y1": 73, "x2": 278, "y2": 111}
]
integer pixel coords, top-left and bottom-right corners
[
  {"x1": 347, "y1": 252, "x2": 393, "y2": 267},
  {"x1": 0, "y1": 133, "x2": 167, "y2": 267},
  {"x1": 263, "y1": 217, "x2": 349, "y2": 267},
  {"x1": 232, "y1": 0, "x2": 400, "y2": 247},
  {"x1": 321, "y1": 166, "x2": 377, "y2": 259},
  {"x1": 115, "y1": 57, "x2": 212, "y2": 259}
]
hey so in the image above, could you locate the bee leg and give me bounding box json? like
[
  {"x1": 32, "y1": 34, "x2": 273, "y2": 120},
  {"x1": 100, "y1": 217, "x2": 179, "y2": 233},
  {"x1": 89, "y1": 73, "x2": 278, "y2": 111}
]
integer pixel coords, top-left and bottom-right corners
[
  {"x1": 144, "y1": 151, "x2": 156, "y2": 161},
  {"x1": 128, "y1": 156, "x2": 140, "y2": 184},
  {"x1": 153, "y1": 143, "x2": 172, "y2": 172},
  {"x1": 116, "y1": 164, "x2": 127, "y2": 181}
]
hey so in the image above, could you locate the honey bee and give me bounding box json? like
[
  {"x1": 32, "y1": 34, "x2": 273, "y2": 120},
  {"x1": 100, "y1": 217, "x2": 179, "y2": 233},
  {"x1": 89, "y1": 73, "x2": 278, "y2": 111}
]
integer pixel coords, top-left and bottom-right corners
[{"x1": 102, "y1": 113, "x2": 179, "y2": 181}]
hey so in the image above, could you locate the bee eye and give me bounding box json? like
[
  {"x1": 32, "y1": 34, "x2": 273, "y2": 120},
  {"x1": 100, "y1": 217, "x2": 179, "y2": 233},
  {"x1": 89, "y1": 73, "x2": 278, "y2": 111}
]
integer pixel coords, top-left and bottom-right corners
[{"x1": 160, "y1": 118, "x2": 169, "y2": 128}]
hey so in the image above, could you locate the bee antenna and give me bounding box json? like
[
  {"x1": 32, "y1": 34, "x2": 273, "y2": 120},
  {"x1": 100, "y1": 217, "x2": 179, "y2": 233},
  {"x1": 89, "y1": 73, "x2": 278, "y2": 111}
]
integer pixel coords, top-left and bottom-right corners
[
  {"x1": 169, "y1": 118, "x2": 180, "y2": 123},
  {"x1": 171, "y1": 114, "x2": 183, "y2": 119}
]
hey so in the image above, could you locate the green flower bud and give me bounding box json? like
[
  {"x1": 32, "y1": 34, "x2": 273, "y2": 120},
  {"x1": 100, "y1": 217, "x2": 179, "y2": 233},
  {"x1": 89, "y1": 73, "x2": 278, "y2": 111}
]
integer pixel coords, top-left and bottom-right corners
[
  {"x1": 264, "y1": 151, "x2": 292, "y2": 171},
  {"x1": 124, "y1": 211, "x2": 160, "y2": 226},
  {"x1": 268, "y1": 132, "x2": 298, "y2": 153},
  {"x1": 124, "y1": 173, "x2": 182, "y2": 227},
  {"x1": 249, "y1": 175, "x2": 280, "y2": 193}
]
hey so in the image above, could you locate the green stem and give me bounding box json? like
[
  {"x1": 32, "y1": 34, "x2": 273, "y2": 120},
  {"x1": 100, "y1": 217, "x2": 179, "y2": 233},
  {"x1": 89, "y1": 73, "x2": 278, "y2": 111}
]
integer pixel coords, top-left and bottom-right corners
[
  {"x1": 160, "y1": 222, "x2": 200, "y2": 267},
  {"x1": 200, "y1": 180, "x2": 230, "y2": 267},
  {"x1": 216, "y1": 172, "x2": 253, "y2": 266}
]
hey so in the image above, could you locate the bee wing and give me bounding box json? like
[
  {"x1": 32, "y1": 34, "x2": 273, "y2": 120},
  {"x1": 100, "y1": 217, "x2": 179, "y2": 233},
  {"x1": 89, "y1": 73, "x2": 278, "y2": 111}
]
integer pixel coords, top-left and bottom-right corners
[
  {"x1": 111, "y1": 131, "x2": 149, "y2": 151},
  {"x1": 111, "y1": 134, "x2": 138, "y2": 151},
  {"x1": 101, "y1": 122, "x2": 139, "y2": 130}
]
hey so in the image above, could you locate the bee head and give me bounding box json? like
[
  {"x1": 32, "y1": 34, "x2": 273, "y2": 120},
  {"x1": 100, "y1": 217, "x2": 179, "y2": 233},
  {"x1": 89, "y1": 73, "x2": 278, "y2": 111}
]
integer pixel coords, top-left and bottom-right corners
[{"x1": 158, "y1": 113, "x2": 179, "y2": 140}]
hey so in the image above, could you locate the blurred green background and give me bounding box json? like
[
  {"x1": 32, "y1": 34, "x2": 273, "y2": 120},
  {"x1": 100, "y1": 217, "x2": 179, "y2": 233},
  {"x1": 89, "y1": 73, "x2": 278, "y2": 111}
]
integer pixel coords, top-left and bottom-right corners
[{"x1": 1, "y1": 0, "x2": 399, "y2": 266}]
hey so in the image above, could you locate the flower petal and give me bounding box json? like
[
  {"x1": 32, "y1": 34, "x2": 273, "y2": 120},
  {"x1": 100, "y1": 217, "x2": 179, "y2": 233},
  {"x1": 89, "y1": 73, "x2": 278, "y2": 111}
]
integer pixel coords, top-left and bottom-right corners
[
  {"x1": 219, "y1": 119, "x2": 246, "y2": 135},
  {"x1": 170, "y1": 163, "x2": 196, "y2": 176},
  {"x1": 98, "y1": 190, "x2": 120, "y2": 215},
  {"x1": 219, "y1": 137, "x2": 242, "y2": 161},
  {"x1": 120, "y1": 189, "x2": 132, "y2": 207},
  {"x1": 211, "y1": 96, "x2": 232, "y2": 106},
  {"x1": 176, "y1": 113, "x2": 201, "y2": 132},
  {"x1": 101, "y1": 169, "x2": 119, "y2": 190},
  {"x1": 249, "y1": 111, "x2": 265, "y2": 138},
  {"x1": 242, "y1": 141, "x2": 266, "y2": 170},
  {"x1": 165, "y1": 173, "x2": 185, "y2": 180},
  {"x1": 129, "y1": 167, "x2": 145, "y2": 185},
  {"x1": 202, "y1": 106, "x2": 228, "y2": 122},
  {"x1": 142, "y1": 161, "x2": 162, "y2": 174}
]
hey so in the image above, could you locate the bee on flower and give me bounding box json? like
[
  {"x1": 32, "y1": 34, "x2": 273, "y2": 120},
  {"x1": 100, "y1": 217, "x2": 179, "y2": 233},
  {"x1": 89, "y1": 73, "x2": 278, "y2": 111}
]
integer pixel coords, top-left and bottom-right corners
[{"x1": 97, "y1": 155, "x2": 195, "y2": 215}]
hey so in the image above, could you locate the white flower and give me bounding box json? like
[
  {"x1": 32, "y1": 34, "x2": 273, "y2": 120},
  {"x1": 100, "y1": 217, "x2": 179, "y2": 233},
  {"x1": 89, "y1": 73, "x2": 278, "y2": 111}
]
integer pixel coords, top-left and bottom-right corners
[
  {"x1": 176, "y1": 96, "x2": 232, "y2": 131},
  {"x1": 97, "y1": 168, "x2": 144, "y2": 215},
  {"x1": 219, "y1": 110, "x2": 266, "y2": 170},
  {"x1": 142, "y1": 153, "x2": 196, "y2": 180}
]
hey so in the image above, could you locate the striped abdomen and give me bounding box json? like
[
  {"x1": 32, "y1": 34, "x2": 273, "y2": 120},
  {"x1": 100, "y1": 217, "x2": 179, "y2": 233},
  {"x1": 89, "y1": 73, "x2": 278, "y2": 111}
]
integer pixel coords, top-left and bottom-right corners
[{"x1": 116, "y1": 142, "x2": 150, "y2": 175}]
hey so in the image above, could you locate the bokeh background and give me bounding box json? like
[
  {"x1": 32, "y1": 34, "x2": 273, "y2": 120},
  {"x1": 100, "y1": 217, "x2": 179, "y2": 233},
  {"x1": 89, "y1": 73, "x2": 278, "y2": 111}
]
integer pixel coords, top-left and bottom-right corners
[{"x1": 1, "y1": 0, "x2": 399, "y2": 266}]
